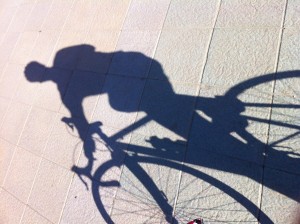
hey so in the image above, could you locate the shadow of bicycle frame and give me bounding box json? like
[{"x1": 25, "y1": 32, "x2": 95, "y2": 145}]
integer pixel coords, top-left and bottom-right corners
[{"x1": 24, "y1": 44, "x2": 300, "y2": 223}]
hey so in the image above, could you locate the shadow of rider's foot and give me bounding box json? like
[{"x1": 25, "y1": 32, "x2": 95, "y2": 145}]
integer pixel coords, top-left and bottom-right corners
[
  {"x1": 72, "y1": 165, "x2": 121, "y2": 189},
  {"x1": 71, "y1": 165, "x2": 92, "y2": 190}
]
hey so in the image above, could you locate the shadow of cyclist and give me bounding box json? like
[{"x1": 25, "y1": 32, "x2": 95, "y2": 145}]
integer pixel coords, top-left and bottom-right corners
[{"x1": 25, "y1": 44, "x2": 300, "y2": 223}]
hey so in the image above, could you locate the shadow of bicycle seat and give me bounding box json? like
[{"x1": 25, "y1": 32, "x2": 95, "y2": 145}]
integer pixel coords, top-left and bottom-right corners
[{"x1": 24, "y1": 44, "x2": 300, "y2": 223}]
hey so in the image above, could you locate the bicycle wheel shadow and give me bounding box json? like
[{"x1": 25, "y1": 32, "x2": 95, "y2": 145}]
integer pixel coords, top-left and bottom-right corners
[{"x1": 24, "y1": 44, "x2": 300, "y2": 223}]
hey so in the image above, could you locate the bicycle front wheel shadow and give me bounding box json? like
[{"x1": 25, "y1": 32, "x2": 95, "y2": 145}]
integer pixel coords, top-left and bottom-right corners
[{"x1": 92, "y1": 154, "x2": 273, "y2": 224}]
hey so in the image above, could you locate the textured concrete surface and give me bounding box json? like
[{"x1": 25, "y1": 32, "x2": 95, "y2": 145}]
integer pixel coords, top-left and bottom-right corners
[{"x1": 0, "y1": 0, "x2": 299, "y2": 223}]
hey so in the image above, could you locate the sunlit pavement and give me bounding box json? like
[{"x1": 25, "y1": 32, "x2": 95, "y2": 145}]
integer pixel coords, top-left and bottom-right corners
[{"x1": 0, "y1": 0, "x2": 299, "y2": 223}]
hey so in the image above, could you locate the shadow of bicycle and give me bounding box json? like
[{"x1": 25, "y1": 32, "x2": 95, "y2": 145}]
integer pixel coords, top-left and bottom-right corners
[{"x1": 25, "y1": 44, "x2": 300, "y2": 223}]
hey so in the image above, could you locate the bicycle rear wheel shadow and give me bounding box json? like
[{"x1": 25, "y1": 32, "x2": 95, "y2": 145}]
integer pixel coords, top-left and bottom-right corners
[
  {"x1": 90, "y1": 70, "x2": 300, "y2": 223},
  {"x1": 24, "y1": 45, "x2": 300, "y2": 223}
]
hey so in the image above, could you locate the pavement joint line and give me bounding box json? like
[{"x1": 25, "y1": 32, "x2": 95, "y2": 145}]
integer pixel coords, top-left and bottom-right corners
[
  {"x1": 22, "y1": 203, "x2": 55, "y2": 224},
  {"x1": 45, "y1": 0, "x2": 76, "y2": 68},
  {"x1": 0, "y1": 187, "x2": 26, "y2": 222},
  {"x1": 20, "y1": 109, "x2": 59, "y2": 202},
  {"x1": 15, "y1": 1, "x2": 79, "y2": 223},
  {"x1": 119, "y1": 1, "x2": 175, "y2": 219},
  {"x1": 1, "y1": 185, "x2": 55, "y2": 224},
  {"x1": 60, "y1": 0, "x2": 137, "y2": 218},
  {"x1": 0, "y1": 0, "x2": 42, "y2": 148},
  {"x1": 1, "y1": 100, "x2": 33, "y2": 200},
  {"x1": 171, "y1": 0, "x2": 223, "y2": 220},
  {"x1": 0, "y1": 42, "x2": 25, "y2": 142},
  {"x1": 84, "y1": 0, "x2": 133, "y2": 216},
  {"x1": 0, "y1": 1, "x2": 298, "y2": 223},
  {"x1": 0, "y1": 1, "x2": 20, "y2": 46},
  {"x1": 256, "y1": 0, "x2": 290, "y2": 222},
  {"x1": 7, "y1": 2, "x2": 59, "y2": 222},
  {"x1": 105, "y1": 0, "x2": 174, "y2": 217}
]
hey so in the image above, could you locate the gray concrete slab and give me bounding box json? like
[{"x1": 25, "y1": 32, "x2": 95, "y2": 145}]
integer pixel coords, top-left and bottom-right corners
[{"x1": 0, "y1": 0, "x2": 299, "y2": 223}]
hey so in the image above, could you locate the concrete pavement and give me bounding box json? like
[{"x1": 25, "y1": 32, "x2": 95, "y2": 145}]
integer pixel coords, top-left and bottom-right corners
[{"x1": 0, "y1": 0, "x2": 299, "y2": 223}]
